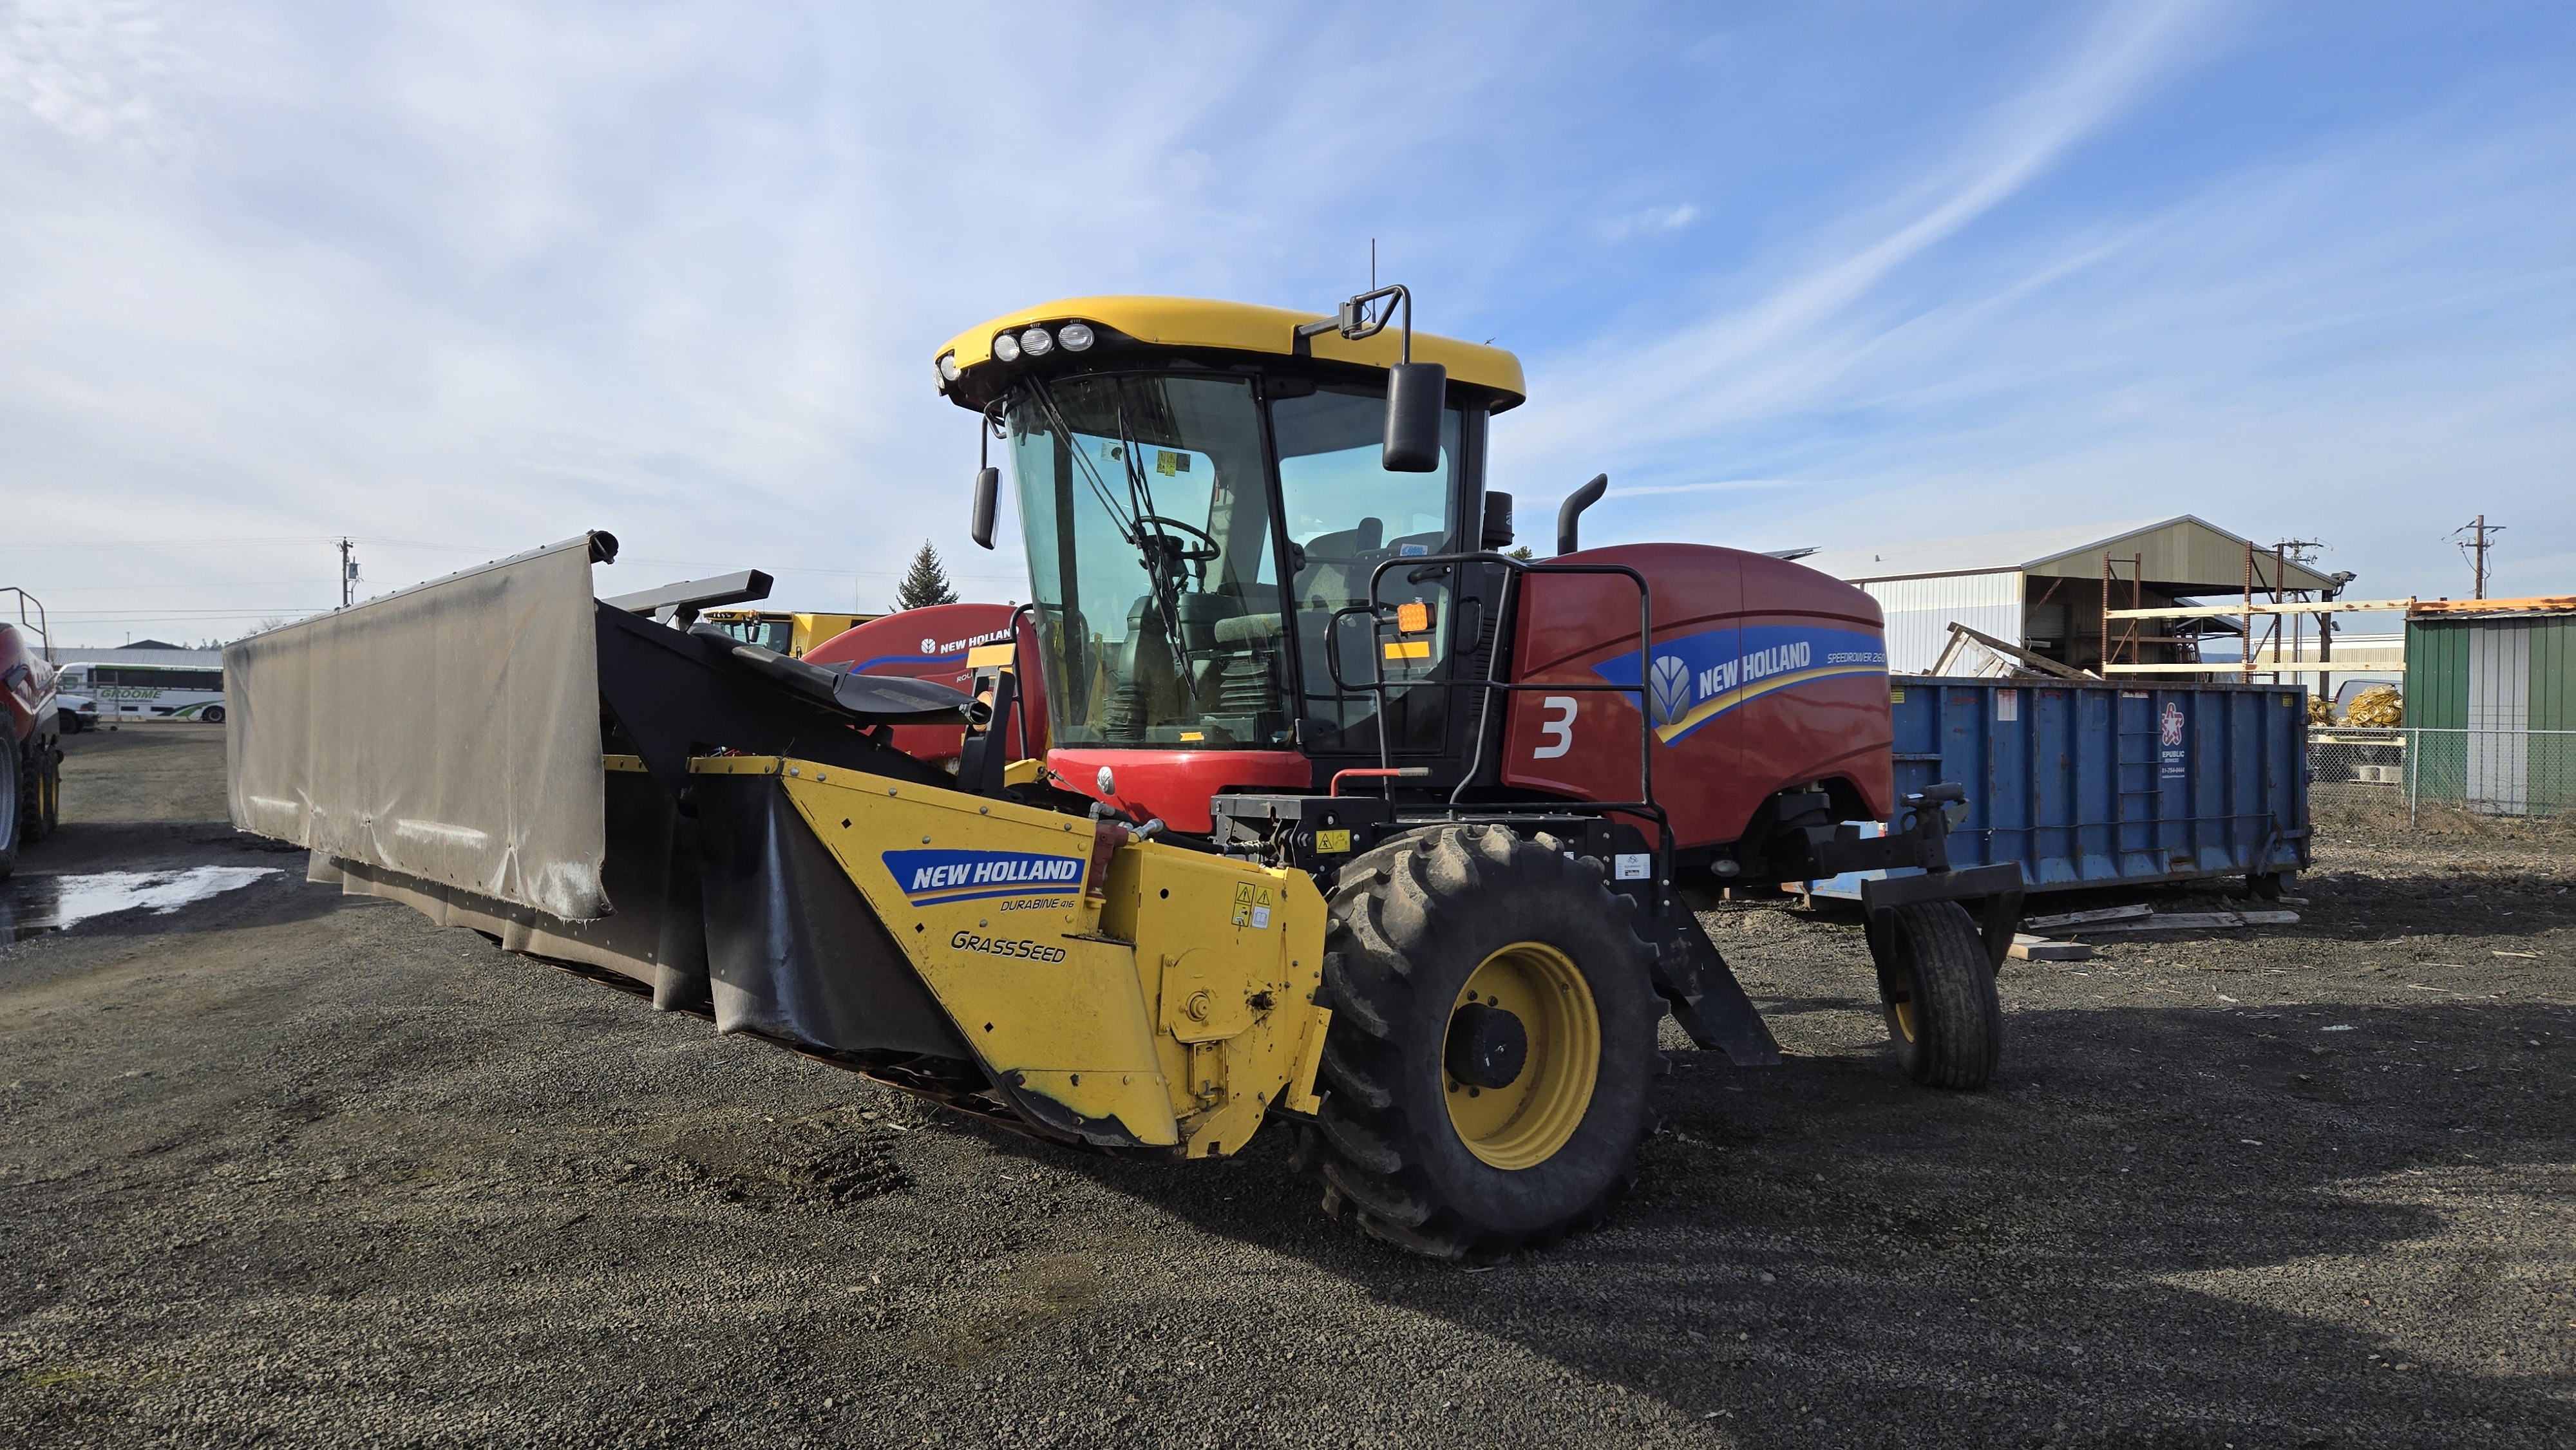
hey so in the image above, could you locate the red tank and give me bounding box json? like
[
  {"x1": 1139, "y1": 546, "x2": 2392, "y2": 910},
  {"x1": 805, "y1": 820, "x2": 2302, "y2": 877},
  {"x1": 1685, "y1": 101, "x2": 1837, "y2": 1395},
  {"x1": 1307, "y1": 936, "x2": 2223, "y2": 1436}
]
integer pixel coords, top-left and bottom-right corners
[
  {"x1": 1501, "y1": 543, "x2": 1893, "y2": 849},
  {"x1": 1, "y1": 619, "x2": 55, "y2": 751},
  {"x1": 804, "y1": 603, "x2": 1048, "y2": 771}
]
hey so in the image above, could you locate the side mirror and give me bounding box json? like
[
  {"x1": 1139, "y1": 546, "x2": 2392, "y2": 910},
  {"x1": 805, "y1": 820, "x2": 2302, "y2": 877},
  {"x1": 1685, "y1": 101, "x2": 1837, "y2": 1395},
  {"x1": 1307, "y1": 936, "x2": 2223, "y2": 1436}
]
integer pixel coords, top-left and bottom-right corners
[
  {"x1": 1383, "y1": 362, "x2": 1446, "y2": 473},
  {"x1": 1294, "y1": 285, "x2": 1445, "y2": 473},
  {"x1": 970, "y1": 466, "x2": 1000, "y2": 549}
]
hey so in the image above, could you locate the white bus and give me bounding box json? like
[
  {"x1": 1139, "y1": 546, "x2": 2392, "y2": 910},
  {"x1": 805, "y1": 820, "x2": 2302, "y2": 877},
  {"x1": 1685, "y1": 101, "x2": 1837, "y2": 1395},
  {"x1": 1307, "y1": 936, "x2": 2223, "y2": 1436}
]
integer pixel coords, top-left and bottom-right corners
[{"x1": 52, "y1": 662, "x2": 228, "y2": 722}]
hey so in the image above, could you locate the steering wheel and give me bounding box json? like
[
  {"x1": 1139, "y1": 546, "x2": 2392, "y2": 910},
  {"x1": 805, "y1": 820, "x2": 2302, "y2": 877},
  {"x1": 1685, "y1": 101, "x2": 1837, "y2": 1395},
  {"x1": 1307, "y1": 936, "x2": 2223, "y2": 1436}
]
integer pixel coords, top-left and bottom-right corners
[{"x1": 1135, "y1": 514, "x2": 1221, "y2": 563}]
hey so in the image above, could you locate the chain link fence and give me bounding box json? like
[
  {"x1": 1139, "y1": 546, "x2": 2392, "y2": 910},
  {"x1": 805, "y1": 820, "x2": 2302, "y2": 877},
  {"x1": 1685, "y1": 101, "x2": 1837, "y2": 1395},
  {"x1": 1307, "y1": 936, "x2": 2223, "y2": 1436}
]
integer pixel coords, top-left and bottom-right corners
[{"x1": 2310, "y1": 726, "x2": 2576, "y2": 822}]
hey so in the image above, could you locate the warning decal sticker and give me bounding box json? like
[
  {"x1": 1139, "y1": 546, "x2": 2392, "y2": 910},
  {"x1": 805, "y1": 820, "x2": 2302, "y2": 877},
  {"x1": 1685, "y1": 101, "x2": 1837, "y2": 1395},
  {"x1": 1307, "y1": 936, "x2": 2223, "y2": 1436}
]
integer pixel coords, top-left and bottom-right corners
[{"x1": 1231, "y1": 881, "x2": 1274, "y2": 930}]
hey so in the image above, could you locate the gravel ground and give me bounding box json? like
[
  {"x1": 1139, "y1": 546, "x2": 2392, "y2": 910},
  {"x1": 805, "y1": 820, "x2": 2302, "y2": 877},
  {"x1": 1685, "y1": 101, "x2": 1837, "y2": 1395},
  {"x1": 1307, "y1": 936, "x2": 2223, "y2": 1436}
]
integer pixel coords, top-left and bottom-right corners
[{"x1": 2, "y1": 726, "x2": 2570, "y2": 1447}]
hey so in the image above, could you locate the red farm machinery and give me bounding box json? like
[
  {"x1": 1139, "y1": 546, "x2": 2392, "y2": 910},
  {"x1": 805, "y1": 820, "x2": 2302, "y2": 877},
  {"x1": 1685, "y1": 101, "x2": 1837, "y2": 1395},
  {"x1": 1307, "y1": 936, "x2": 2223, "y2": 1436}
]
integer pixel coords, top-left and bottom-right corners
[{"x1": 225, "y1": 289, "x2": 2020, "y2": 1257}]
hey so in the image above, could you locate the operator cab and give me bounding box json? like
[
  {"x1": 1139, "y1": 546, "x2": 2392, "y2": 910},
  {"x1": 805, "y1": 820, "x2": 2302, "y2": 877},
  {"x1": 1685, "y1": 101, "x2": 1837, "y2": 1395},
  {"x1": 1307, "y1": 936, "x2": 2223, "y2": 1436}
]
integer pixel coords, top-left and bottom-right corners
[{"x1": 936, "y1": 296, "x2": 1527, "y2": 793}]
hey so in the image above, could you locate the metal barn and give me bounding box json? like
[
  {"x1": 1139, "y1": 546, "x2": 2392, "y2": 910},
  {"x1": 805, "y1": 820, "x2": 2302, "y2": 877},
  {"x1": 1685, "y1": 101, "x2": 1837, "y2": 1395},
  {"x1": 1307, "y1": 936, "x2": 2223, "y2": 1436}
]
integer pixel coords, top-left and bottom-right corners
[{"x1": 1798, "y1": 517, "x2": 2346, "y2": 675}]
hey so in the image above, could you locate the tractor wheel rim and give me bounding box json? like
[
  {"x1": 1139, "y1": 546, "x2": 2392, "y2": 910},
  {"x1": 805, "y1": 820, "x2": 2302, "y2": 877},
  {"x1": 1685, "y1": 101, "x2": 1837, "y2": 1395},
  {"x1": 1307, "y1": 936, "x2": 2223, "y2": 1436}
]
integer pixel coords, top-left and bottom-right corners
[
  {"x1": 1443, "y1": 941, "x2": 1600, "y2": 1171},
  {"x1": 1890, "y1": 961, "x2": 1918, "y2": 1042}
]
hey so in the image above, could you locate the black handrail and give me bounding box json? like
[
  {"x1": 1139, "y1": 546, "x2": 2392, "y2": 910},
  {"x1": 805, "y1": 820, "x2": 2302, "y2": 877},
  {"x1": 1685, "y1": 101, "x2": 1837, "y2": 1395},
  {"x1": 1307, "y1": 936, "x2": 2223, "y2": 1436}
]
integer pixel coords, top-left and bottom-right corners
[
  {"x1": 2, "y1": 587, "x2": 48, "y2": 664},
  {"x1": 1331, "y1": 549, "x2": 1676, "y2": 903}
]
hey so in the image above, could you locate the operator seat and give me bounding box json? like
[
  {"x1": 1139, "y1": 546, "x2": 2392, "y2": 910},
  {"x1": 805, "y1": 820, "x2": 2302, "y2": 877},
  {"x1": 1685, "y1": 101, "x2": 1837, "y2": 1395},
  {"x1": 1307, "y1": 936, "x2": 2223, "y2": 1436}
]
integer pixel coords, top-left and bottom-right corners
[
  {"x1": 1104, "y1": 594, "x2": 1188, "y2": 739},
  {"x1": 1296, "y1": 516, "x2": 1383, "y2": 610}
]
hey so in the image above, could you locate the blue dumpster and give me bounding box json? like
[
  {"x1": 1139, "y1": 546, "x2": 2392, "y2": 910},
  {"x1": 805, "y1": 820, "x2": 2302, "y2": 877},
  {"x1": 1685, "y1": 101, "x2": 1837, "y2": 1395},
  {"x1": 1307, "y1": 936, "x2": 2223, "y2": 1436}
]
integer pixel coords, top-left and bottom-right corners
[{"x1": 1804, "y1": 677, "x2": 2311, "y2": 899}]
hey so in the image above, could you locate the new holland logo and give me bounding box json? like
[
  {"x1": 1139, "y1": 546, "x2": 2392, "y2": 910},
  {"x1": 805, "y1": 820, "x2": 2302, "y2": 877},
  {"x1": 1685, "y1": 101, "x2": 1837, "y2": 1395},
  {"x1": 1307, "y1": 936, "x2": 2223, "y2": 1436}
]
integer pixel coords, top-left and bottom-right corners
[
  {"x1": 1649, "y1": 655, "x2": 1693, "y2": 728},
  {"x1": 1591, "y1": 623, "x2": 1890, "y2": 746},
  {"x1": 880, "y1": 848, "x2": 1086, "y2": 907}
]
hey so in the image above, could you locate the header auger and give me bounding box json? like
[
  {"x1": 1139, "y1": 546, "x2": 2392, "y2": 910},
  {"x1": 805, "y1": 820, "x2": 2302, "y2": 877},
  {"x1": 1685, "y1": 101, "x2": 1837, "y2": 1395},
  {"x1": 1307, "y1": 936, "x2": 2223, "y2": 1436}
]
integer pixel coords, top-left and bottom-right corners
[{"x1": 228, "y1": 288, "x2": 2020, "y2": 1258}]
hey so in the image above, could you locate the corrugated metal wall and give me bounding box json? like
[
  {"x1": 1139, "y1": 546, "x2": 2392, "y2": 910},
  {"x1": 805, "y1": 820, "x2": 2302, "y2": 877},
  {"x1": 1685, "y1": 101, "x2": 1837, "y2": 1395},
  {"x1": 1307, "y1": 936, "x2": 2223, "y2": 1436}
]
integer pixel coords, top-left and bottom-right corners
[
  {"x1": 2405, "y1": 614, "x2": 2575, "y2": 814},
  {"x1": 2403, "y1": 619, "x2": 2467, "y2": 728},
  {"x1": 2531, "y1": 616, "x2": 2576, "y2": 731},
  {"x1": 1865, "y1": 571, "x2": 2023, "y2": 673},
  {"x1": 2406, "y1": 619, "x2": 2468, "y2": 803},
  {"x1": 2466, "y1": 624, "x2": 2530, "y2": 812},
  {"x1": 2533, "y1": 617, "x2": 2576, "y2": 813}
]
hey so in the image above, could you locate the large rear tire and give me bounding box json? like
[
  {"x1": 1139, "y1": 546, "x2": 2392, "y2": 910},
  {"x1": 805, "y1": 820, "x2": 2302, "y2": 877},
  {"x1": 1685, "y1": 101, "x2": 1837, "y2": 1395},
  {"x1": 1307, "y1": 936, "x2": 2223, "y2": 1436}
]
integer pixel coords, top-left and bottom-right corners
[
  {"x1": 36, "y1": 744, "x2": 60, "y2": 838},
  {"x1": 0, "y1": 742, "x2": 22, "y2": 880},
  {"x1": 1293, "y1": 825, "x2": 1662, "y2": 1259},
  {"x1": 1874, "y1": 900, "x2": 2002, "y2": 1089}
]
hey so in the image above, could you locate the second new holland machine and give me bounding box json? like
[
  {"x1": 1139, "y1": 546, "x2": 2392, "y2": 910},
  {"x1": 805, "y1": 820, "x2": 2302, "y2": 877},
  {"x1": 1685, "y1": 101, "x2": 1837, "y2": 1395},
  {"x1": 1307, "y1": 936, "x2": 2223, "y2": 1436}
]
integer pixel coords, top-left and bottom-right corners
[{"x1": 227, "y1": 288, "x2": 2022, "y2": 1258}]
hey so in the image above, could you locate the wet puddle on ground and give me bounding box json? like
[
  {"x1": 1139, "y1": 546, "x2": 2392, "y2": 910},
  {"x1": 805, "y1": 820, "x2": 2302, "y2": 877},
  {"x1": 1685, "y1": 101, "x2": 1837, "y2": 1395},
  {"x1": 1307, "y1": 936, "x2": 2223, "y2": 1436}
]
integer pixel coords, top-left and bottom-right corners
[{"x1": 0, "y1": 867, "x2": 280, "y2": 944}]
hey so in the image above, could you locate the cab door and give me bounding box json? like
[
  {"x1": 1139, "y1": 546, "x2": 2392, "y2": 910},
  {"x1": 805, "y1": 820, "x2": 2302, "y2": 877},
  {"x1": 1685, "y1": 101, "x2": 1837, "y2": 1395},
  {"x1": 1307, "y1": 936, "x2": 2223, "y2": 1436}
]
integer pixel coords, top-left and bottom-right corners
[{"x1": 1271, "y1": 382, "x2": 1464, "y2": 760}]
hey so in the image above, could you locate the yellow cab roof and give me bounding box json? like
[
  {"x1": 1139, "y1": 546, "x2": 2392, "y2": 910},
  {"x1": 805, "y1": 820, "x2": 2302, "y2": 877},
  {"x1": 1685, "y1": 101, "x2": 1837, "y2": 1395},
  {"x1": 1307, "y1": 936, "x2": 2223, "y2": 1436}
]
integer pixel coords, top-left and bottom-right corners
[{"x1": 934, "y1": 295, "x2": 1527, "y2": 411}]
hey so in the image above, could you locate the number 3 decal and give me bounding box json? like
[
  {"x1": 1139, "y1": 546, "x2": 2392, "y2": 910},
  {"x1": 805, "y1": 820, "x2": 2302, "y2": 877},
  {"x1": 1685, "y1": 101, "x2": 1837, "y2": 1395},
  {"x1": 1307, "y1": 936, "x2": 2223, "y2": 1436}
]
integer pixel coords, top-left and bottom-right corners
[{"x1": 1532, "y1": 695, "x2": 1577, "y2": 758}]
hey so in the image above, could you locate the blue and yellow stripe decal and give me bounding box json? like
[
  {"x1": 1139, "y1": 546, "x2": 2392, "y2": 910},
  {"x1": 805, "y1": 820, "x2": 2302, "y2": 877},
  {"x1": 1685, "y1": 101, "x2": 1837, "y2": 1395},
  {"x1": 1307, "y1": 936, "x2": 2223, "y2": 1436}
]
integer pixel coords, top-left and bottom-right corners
[{"x1": 1591, "y1": 623, "x2": 1888, "y2": 746}]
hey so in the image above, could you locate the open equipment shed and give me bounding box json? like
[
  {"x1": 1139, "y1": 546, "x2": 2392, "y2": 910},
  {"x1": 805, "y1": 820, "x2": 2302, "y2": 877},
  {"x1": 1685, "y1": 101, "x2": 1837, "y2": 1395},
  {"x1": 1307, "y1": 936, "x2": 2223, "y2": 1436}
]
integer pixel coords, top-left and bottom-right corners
[
  {"x1": 2404, "y1": 596, "x2": 2576, "y2": 815},
  {"x1": 1797, "y1": 516, "x2": 2344, "y2": 675}
]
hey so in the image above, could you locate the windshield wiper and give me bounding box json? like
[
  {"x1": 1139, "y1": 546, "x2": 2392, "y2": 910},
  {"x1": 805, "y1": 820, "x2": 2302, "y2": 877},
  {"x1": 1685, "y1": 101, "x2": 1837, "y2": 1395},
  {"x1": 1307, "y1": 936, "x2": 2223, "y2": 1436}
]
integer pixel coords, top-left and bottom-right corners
[{"x1": 1021, "y1": 376, "x2": 1198, "y2": 686}]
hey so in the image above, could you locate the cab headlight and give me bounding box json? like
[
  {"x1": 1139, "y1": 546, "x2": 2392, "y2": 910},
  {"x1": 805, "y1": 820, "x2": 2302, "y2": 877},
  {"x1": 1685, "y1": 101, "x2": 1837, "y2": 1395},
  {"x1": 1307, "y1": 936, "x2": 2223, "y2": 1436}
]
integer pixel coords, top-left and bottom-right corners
[
  {"x1": 1019, "y1": 326, "x2": 1054, "y2": 357},
  {"x1": 992, "y1": 332, "x2": 1021, "y2": 363},
  {"x1": 1058, "y1": 322, "x2": 1095, "y2": 352},
  {"x1": 936, "y1": 351, "x2": 960, "y2": 382}
]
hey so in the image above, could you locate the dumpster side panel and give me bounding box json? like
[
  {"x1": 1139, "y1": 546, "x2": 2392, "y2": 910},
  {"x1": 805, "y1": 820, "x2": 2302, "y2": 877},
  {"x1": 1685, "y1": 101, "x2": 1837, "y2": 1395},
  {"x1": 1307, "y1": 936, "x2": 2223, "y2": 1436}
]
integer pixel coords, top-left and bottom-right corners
[{"x1": 1808, "y1": 676, "x2": 2309, "y2": 899}]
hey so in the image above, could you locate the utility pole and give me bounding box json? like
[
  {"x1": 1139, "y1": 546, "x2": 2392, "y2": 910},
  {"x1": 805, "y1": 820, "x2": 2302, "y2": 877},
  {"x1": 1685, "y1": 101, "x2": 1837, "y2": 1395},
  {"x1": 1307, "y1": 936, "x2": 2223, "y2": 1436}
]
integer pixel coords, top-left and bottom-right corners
[
  {"x1": 2271, "y1": 538, "x2": 2325, "y2": 677},
  {"x1": 336, "y1": 538, "x2": 359, "y2": 608},
  {"x1": 2452, "y1": 515, "x2": 2502, "y2": 599}
]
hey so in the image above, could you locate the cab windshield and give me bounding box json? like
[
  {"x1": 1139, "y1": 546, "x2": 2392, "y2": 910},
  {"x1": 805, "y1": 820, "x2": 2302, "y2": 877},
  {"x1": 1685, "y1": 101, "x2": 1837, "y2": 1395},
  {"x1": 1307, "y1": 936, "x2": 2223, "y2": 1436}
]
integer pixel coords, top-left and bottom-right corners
[
  {"x1": 1007, "y1": 371, "x2": 1461, "y2": 753},
  {"x1": 1010, "y1": 373, "x2": 1288, "y2": 748}
]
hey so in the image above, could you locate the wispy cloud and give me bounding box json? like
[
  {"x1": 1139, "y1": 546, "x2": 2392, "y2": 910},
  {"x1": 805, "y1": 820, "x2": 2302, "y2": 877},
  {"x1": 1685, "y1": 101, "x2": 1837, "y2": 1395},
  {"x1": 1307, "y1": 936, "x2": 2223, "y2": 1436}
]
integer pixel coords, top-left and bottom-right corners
[
  {"x1": 1522, "y1": 478, "x2": 1815, "y2": 507},
  {"x1": 1600, "y1": 203, "x2": 1698, "y2": 241},
  {"x1": 1510, "y1": 0, "x2": 2222, "y2": 476},
  {"x1": 0, "y1": 0, "x2": 204, "y2": 161}
]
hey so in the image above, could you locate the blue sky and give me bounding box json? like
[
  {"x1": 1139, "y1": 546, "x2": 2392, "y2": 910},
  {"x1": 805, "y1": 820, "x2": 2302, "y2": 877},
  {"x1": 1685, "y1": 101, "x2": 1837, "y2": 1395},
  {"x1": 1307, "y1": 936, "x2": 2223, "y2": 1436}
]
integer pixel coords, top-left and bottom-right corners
[{"x1": 2, "y1": 1, "x2": 2568, "y2": 645}]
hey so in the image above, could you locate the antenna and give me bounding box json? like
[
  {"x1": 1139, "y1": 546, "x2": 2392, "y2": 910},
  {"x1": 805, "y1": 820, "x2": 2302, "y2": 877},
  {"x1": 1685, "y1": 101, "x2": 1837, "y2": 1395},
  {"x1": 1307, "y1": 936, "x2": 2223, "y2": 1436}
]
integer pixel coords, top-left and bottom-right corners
[{"x1": 2451, "y1": 515, "x2": 2503, "y2": 599}]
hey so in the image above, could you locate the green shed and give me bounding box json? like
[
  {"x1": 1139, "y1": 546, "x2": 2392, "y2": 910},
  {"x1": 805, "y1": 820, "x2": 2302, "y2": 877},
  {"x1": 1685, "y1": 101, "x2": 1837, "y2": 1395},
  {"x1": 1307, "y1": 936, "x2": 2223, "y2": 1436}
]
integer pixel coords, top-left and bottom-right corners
[{"x1": 2403, "y1": 596, "x2": 2576, "y2": 814}]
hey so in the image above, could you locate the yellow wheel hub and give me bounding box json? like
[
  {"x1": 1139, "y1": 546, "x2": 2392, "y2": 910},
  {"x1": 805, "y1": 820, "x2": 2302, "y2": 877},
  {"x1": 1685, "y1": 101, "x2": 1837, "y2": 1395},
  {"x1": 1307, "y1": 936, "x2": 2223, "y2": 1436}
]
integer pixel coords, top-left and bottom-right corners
[
  {"x1": 1443, "y1": 942, "x2": 1601, "y2": 1170},
  {"x1": 1888, "y1": 966, "x2": 1918, "y2": 1042}
]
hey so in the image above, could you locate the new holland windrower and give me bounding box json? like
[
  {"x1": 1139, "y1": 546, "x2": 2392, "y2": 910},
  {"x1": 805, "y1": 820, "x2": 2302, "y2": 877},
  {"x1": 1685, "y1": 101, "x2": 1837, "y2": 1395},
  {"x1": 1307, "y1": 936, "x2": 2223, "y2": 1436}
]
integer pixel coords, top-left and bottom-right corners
[{"x1": 229, "y1": 288, "x2": 2020, "y2": 1257}]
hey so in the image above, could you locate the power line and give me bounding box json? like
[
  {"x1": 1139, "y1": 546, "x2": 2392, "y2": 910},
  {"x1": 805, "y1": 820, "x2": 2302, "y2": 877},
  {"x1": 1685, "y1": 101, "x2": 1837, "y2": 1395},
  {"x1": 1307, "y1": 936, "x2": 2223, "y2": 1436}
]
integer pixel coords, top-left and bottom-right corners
[
  {"x1": 47, "y1": 608, "x2": 332, "y2": 619},
  {"x1": 19, "y1": 581, "x2": 343, "y2": 595},
  {"x1": 0, "y1": 536, "x2": 327, "y2": 553},
  {"x1": 1, "y1": 536, "x2": 1026, "y2": 583}
]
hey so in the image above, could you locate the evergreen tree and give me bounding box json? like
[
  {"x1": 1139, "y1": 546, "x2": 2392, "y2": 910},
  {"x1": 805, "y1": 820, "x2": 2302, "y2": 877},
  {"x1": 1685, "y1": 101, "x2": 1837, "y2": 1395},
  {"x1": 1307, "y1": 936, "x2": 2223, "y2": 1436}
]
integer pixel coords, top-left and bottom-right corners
[
  {"x1": 1506, "y1": 545, "x2": 1535, "y2": 561},
  {"x1": 895, "y1": 540, "x2": 960, "y2": 610}
]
